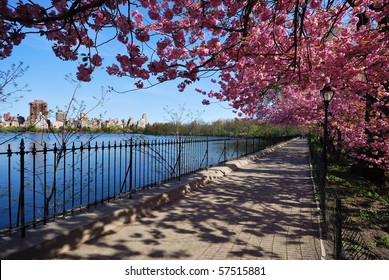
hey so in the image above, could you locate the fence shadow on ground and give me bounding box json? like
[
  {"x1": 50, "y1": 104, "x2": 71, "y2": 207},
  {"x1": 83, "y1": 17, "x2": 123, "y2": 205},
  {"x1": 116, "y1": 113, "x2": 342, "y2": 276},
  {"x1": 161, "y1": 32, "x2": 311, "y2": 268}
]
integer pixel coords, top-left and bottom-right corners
[{"x1": 308, "y1": 138, "x2": 381, "y2": 260}]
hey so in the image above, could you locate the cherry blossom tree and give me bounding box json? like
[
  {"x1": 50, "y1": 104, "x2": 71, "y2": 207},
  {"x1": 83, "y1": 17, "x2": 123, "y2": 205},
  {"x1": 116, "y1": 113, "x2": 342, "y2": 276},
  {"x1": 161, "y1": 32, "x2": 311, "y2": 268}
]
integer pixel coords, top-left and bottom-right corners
[{"x1": 1, "y1": 0, "x2": 388, "y2": 172}]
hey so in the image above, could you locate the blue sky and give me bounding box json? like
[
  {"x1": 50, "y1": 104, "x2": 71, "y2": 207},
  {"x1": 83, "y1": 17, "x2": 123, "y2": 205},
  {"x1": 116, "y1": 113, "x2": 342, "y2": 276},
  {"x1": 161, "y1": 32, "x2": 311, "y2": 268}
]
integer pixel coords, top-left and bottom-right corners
[{"x1": 0, "y1": 29, "x2": 237, "y2": 124}]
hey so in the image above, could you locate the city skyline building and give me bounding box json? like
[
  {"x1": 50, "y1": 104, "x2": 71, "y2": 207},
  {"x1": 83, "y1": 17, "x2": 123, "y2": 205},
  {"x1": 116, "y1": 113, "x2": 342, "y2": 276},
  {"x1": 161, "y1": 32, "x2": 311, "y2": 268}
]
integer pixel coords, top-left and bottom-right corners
[
  {"x1": 29, "y1": 100, "x2": 48, "y2": 124},
  {"x1": 3, "y1": 112, "x2": 11, "y2": 121},
  {"x1": 56, "y1": 109, "x2": 66, "y2": 123},
  {"x1": 1, "y1": 100, "x2": 148, "y2": 130}
]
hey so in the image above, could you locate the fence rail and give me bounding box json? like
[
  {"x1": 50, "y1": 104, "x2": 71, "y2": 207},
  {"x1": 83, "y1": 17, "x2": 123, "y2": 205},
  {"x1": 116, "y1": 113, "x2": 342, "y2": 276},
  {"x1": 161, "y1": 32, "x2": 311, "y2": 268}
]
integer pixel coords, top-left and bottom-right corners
[
  {"x1": 0, "y1": 135, "x2": 294, "y2": 237},
  {"x1": 308, "y1": 138, "x2": 380, "y2": 260}
]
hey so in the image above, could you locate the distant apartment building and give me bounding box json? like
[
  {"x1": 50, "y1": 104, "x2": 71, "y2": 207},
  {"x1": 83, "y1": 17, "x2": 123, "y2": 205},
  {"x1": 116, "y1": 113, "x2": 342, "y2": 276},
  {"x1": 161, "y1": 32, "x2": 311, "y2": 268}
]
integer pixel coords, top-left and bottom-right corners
[
  {"x1": 29, "y1": 100, "x2": 48, "y2": 124},
  {"x1": 78, "y1": 111, "x2": 92, "y2": 128},
  {"x1": 3, "y1": 112, "x2": 11, "y2": 121},
  {"x1": 0, "y1": 112, "x2": 22, "y2": 127},
  {"x1": 51, "y1": 109, "x2": 67, "y2": 129},
  {"x1": 56, "y1": 109, "x2": 66, "y2": 123},
  {"x1": 137, "y1": 113, "x2": 148, "y2": 129}
]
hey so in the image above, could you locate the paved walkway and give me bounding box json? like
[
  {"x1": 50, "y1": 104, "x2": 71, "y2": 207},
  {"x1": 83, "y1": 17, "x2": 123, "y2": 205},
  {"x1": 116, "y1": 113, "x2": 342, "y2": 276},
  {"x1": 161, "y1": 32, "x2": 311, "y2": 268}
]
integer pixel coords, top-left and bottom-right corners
[{"x1": 56, "y1": 138, "x2": 324, "y2": 260}]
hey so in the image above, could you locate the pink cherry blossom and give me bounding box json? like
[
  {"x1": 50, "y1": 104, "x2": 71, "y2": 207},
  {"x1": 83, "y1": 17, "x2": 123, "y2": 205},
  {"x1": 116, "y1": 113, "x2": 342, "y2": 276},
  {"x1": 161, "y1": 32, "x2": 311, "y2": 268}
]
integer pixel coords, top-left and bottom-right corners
[
  {"x1": 76, "y1": 64, "x2": 92, "y2": 82},
  {"x1": 0, "y1": 0, "x2": 388, "y2": 169},
  {"x1": 90, "y1": 54, "x2": 103, "y2": 67}
]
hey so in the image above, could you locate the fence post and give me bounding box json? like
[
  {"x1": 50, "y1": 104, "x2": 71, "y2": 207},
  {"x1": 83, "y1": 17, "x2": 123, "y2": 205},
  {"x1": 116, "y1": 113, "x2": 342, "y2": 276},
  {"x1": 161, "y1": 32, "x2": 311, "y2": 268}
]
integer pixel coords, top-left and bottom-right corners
[
  {"x1": 43, "y1": 142, "x2": 48, "y2": 223},
  {"x1": 62, "y1": 142, "x2": 67, "y2": 217},
  {"x1": 334, "y1": 195, "x2": 342, "y2": 259},
  {"x1": 87, "y1": 143, "x2": 91, "y2": 209},
  {"x1": 94, "y1": 142, "x2": 98, "y2": 207},
  {"x1": 19, "y1": 139, "x2": 26, "y2": 238},
  {"x1": 79, "y1": 142, "x2": 83, "y2": 209},
  {"x1": 101, "y1": 141, "x2": 105, "y2": 205},
  {"x1": 71, "y1": 143, "x2": 76, "y2": 215},
  {"x1": 129, "y1": 138, "x2": 133, "y2": 197},
  {"x1": 178, "y1": 139, "x2": 182, "y2": 181},
  {"x1": 107, "y1": 141, "x2": 111, "y2": 202},
  {"x1": 53, "y1": 142, "x2": 58, "y2": 219},
  {"x1": 32, "y1": 143, "x2": 37, "y2": 228},
  {"x1": 112, "y1": 141, "x2": 116, "y2": 198},
  {"x1": 7, "y1": 144, "x2": 12, "y2": 233},
  {"x1": 206, "y1": 137, "x2": 209, "y2": 167}
]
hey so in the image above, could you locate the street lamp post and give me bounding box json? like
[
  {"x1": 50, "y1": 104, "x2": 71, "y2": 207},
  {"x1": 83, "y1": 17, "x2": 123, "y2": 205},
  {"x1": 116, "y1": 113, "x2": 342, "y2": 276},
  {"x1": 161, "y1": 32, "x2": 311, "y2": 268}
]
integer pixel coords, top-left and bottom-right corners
[
  {"x1": 319, "y1": 84, "x2": 335, "y2": 225},
  {"x1": 320, "y1": 85, "x2": 335, "y2": 174}
]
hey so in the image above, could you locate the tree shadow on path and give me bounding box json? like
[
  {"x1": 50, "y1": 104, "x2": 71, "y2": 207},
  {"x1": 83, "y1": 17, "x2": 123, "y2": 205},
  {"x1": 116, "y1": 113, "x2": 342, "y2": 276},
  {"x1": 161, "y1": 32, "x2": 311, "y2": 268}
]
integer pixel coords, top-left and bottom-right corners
[{"x1": 57, "y1": 139, "x2": 322, "y2": 260}]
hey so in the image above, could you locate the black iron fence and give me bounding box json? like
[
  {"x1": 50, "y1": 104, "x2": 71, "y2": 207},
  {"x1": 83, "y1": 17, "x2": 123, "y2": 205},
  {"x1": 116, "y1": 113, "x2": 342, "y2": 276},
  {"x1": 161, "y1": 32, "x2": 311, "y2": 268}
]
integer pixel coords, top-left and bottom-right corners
[
  {"x1": 0, "y1": 135, "x2": 293, "y2": 237},
  {"x1": 308, "y1": 138, "x2": 380, "y2": 260}
]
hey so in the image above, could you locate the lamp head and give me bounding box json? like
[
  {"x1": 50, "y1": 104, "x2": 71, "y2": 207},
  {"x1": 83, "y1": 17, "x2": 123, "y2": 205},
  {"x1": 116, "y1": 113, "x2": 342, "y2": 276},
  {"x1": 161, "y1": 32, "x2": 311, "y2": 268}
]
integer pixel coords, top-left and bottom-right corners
[{"x1": 320, "y1": 85, "x2": 335, "y2": 102}]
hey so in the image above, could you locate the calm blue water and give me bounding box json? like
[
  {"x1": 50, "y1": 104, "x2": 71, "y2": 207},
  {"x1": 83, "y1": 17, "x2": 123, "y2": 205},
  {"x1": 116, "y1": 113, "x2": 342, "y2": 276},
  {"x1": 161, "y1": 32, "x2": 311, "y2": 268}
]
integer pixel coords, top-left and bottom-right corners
[
  {"x1": 0, "y1": 132, "x2": 252, "y2": 232},
  {"x1": 0, "y1": 132, "x2": 161, "y2": 152}
]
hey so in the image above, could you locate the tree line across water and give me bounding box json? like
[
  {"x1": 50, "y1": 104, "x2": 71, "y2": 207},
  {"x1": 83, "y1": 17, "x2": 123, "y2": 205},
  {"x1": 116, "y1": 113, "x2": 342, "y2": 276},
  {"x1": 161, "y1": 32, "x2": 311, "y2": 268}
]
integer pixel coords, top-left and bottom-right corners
[{"x1": 0, "y1": 119, "x2": 300, "y2": 138}]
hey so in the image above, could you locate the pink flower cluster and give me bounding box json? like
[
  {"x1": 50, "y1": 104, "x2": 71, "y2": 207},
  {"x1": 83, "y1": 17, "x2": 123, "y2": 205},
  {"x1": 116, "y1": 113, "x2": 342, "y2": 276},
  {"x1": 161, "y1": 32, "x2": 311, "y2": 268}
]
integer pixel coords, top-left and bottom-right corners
[{"x1": 1, "y1": 0, "x2": 388, "y2": 168}]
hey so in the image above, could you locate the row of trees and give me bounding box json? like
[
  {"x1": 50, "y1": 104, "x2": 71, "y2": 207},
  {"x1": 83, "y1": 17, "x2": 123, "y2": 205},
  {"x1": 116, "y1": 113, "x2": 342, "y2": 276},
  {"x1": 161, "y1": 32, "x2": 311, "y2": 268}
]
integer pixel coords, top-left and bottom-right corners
[
  {"x1": 0, "y1": 116, "x2": 299, "y2": 137},
  {"x1": 144, "y1": 119, "x2": 300, "y2": 137},
  {"x1": 1, "y1": 1, "x2": 388, "y2": 174}
]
